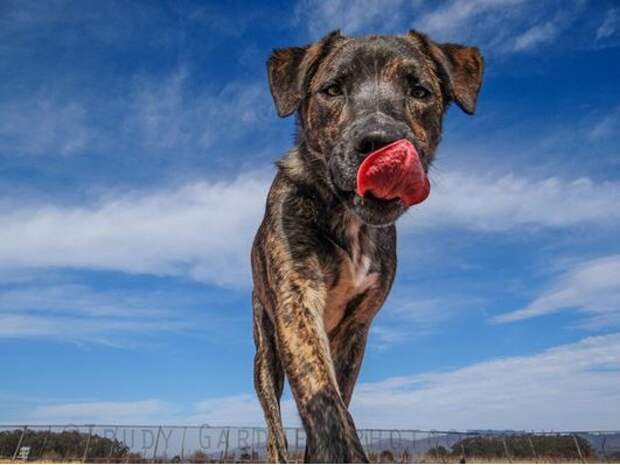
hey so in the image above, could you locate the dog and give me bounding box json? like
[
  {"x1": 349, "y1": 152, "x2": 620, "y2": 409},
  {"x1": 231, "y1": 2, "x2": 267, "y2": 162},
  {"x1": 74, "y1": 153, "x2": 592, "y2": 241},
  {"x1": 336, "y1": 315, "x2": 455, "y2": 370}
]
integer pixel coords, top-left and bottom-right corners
[{"x1": 251, "y1": 30, "x2": 484, "y2": 463}]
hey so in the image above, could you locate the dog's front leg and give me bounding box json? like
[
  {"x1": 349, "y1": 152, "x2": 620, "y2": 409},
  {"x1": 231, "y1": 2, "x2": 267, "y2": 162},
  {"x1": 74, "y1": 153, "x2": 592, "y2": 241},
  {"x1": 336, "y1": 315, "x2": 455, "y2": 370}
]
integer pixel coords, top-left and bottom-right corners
[{"x1": 274, "y1": 272, "x2": 368, "y2": 463}]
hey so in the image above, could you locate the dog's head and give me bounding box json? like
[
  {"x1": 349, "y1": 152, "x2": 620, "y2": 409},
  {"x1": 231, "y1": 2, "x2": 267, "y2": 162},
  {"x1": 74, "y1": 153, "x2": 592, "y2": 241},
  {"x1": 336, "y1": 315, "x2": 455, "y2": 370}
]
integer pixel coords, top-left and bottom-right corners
[{"x1": 267, "y1": 30, "x2": 484, "y2": 226}]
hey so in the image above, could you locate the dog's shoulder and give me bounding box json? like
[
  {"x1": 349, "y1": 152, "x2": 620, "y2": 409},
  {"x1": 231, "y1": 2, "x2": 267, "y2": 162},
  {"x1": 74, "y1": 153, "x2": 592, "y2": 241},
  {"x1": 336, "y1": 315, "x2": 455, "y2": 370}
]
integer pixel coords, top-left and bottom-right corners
[{"x1": 267, "y1": 148, "x2": 333, "y2": 225}]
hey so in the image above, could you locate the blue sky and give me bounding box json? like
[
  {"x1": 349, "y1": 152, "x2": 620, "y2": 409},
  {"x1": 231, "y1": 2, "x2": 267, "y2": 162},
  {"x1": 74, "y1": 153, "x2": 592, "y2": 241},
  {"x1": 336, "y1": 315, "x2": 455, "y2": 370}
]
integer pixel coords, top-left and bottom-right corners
[{"x1": 1, "y1": 0, "x2": 619, "y2": 431}]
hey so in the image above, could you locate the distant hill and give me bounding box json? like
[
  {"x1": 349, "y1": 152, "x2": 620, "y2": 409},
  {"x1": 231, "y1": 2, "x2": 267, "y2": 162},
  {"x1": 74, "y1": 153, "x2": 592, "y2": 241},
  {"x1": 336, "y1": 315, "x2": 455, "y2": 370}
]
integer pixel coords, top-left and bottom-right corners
[
  {"x1": 0, "y1": 428, "x2": 133, "y2": 461},
  {"x1": 223, "y1": 430, "x2": 620, "y2": 461}
]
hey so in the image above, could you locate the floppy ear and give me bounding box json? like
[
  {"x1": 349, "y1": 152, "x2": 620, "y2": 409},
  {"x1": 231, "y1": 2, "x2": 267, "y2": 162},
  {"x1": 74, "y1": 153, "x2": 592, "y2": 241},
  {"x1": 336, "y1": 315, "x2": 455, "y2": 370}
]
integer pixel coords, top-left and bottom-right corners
[
  {"x1": 434, "y1": 43, "x2": 484, "y2": 114},
  {"x1": 267, "y1": 30, "x2": 344, "y2": 117},
  {"x1": 414, "y1": 31, "x2": 484, "y2": 115}
]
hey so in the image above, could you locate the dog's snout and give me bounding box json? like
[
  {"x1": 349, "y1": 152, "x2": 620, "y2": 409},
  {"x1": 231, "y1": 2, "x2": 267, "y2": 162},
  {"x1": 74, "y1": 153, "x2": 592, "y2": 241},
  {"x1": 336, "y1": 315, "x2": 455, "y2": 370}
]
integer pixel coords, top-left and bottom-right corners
[{"x1": 356, "y1": 131, "x2": 401, "y2": 155}]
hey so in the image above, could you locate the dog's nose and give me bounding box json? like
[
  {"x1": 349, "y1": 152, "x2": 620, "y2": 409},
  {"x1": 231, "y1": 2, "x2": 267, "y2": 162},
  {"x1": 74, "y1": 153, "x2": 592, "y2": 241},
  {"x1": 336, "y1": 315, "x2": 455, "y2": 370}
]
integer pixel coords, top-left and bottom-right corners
[{"x1": 356, "y1": 131, "x2": 400, "y2": 156}]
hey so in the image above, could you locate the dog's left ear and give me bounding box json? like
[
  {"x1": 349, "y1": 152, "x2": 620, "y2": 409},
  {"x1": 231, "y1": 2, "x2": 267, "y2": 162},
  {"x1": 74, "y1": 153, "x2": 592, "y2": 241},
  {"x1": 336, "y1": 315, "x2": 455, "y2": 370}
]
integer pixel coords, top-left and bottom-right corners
[
  {"x1": 413, "y1": 31, "x2": 484, "y2": 115},
  {"x1": 267, "y1": 30, "x2": 344, "y2": 117}
]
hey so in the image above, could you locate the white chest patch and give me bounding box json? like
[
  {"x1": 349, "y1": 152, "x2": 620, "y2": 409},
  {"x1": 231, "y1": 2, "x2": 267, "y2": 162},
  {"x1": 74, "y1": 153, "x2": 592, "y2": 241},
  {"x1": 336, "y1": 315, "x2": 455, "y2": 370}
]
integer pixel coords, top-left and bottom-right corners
[
  {"x1": 353, "y1": 255, "x2": 373, "y2": 288},
  {"x1": 323, "y1": 216, "x2": 379, "y2": 333}
]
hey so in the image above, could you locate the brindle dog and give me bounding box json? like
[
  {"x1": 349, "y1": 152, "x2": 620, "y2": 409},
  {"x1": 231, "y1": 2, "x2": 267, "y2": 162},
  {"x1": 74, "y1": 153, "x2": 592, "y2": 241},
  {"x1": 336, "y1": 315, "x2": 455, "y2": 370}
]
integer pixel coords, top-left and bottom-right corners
[{"x1": 251, "y1": 30, "x2": 483, "y2": 463}]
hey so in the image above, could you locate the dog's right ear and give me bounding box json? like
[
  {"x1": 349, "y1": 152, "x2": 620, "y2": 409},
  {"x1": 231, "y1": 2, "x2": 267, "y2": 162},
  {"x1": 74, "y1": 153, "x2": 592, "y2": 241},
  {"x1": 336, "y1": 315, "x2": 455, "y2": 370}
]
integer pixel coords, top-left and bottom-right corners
[
  {"x1": 267, "y1": 30, "x2": 344, "y2": 117},
  {"x1": 409, "y1": 30, "x2": 484, "y2": 115},
  {"x1": 431, "y1": 42, "x2": 484, "y2": 115}
]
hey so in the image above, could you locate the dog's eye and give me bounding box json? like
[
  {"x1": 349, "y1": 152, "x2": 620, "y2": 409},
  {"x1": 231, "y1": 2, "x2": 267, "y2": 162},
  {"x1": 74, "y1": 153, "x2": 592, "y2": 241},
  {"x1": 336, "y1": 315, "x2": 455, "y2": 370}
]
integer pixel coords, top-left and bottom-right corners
[
  {"x1": 409, "y1": 85, "x2": 430, "y2": 99},
  {"x1": 323, "y1": 84, "x2": 343, "y2": 97}
]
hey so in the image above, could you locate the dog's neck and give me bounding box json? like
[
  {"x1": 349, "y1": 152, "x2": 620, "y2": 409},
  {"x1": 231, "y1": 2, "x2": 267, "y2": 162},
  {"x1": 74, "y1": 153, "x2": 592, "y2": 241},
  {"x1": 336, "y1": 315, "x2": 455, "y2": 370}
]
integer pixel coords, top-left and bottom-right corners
[
  {"x1": 277, "y1": 144, "x2": 382, "y2": 259},
  {"x1": 277, "y1": 142, "x2": 334, "y2": 199}
]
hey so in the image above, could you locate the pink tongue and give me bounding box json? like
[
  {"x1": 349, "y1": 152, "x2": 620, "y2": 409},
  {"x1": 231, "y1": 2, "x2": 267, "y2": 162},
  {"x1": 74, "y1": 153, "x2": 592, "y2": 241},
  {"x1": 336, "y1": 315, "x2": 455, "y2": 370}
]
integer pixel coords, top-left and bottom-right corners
[{"x1": 356, "y1": 139, "x2": 430, "y2": 207}]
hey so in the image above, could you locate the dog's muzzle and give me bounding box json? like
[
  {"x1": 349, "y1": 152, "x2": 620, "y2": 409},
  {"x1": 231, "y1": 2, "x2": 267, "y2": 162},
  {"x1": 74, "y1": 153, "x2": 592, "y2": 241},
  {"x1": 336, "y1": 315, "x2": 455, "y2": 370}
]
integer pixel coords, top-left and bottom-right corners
[
  {"x1": 329, "y1": 113, "x2": 415, "y2": 192},
  {"x1": 328, "y1": 113, "x2": 418, "y2": 225}
]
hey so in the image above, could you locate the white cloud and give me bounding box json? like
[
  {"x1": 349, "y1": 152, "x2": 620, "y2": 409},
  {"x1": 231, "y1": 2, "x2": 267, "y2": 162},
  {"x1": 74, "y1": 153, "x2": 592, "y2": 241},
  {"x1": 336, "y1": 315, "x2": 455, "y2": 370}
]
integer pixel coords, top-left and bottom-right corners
[
  {"x1": 294, "y1": 0, "x2": 587, "y2": 56},
  {"x1": 125, "y1": 70, "x2": 272, "y2": 153},
  {"x1": 513, "y1": 20, "x2": 558, "y2": 51},
  {"x1": 187, "y1": 395, "x2": 300, "y2": 427},
  {"x1": 414, "y1": 0, "x2": 526, "y2": 40},
  {"x1": 350, "y1": 333, "x2": 620, "y2": 430},
  {"x1": 0, "y1": 169, "x2": 616, "y2": 290},
  {"x1": 0, "y1": 312, "x2": 188, "y2": 343},
  {"x1": 31, "y1": 334, "x2": 620, "y2": 430},
  {"x1": 294, "y1": 0, "x2": 527, "y2": 41},
  {"x1": 293, "y1": 0, "x2": 406, "y2": 36},
  {"x1": 31, "y1": 400, "x2": 173, "y2": 424},
  {"x1": 589, "y1": 106, "x2": 620, "y2": 140},
  {"x1": 370, "y1": 292, "x2": 485, "y2": 349},
  {"x1": 0, "y1": 171, "x2": 270, "y2": 288},
  {"x1": 417, "y1": 0, "x2": 585, "y2": 52},
  {"x1": 0, "y1": 284, "x2": 167, "y2": 317},
  {"x1": 0, "y1": 281, "x2": 198, "y2": 341},
  {"x1": 511, "y1": 5, "x2": 586, "y2": 52},
  {"x1": 0, "y1": 97, "x2": 91, "y2": 156},
  {"x1": 405, "y1": 172, "x2": 620, "y2": 232},
  {"x1": 492, "y1": 255, "x2": 620, "y2": 327},
  {"x1": 0, "y1": 68, "x2": 271, "y2": 158},
  {"x1": 596, "y1": 8, "x2": 618, "y2": 40}
]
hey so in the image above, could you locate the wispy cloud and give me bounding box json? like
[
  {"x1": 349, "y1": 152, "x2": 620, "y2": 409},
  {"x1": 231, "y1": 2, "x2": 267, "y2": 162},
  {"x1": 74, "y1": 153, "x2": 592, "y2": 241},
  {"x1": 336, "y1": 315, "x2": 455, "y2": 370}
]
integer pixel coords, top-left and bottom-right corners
[
  {"x1": 513, "y1": 20, "x2": 559, "y2": 51},
  {"x1": 0, "y1": 171, "x2": 270, "y2": 288},
  {"x1": 596, "y1": 8, "x2": 618, "y2": 40},
  {"x1": 0, "y1": 313, "x2": 187, "y2": 343},
  {"x1": 31, "y1": 400, "x2": 174, "y2": 424},
  {"x1": 350, "y1": 333, "x2": 620, "y2": 430},
  {"x1": 0, "y1": 279, "x2": 202, "y2": 342},
  {"x1": 188, "y1": 395, "x2": 300, "y2": 427},
  {"x1": 492, "y1": 254, "x2": 620, "y2": 327},
  {"x1": 293, "y1": 0, "x2": 406, "y2": 37},
  {"x1": 509, "y1": 5, "x2": 585, "y2": 52},
  {"x1": 405, "y1": 172, "x2": 620, "y2": 232},
  {"x1": 0, "y1": 284, "x2": 168, "y2": 317},
  {"x1": 418, "y1": 0, "x2": 586, "y2": 53},
  {"x1": 0, "y1": 68, "x2": 271, "y2": 159},
  {"x1": 293, "y1": 0, "x2": 587, "y2": 55},
  {"x1": 0, "y1": 97, "x2": 91, "y2": 156},
  {"x1": 370, "y1": 291, "x2": 485, "y2": 349},
  {"x1": 27, "y1": 334, "x2": 620, "y2": 430},
  {"x1": 414, "y1": 0, "x2": 527, "y2": 42},
  {"x1": 1, "y1": 169, "x2": 616, "y2": 290},
  {"x1": 588, "y1": 106, "x2": 620, "y2": 141},
  {"x1": 125, "y1": 69, "x2": 272, "y2": 153}
]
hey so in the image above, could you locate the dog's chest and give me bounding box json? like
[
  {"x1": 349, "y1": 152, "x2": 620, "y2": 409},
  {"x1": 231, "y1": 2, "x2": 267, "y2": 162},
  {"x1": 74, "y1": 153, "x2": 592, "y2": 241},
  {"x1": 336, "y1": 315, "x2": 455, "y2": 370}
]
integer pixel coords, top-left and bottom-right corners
[{"x1": 323, "y1": 218, "x2": 379, "y2": 333}]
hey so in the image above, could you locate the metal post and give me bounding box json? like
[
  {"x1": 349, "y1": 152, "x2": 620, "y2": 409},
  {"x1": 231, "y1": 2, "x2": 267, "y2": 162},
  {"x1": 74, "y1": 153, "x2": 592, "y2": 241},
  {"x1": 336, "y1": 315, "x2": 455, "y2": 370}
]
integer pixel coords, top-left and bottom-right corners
[
  {"x1": 527, "y1": 434, "x2": 538, "y2": 463},
  {"x1": 39, "y1": 425, "x2": 52, "y2": 460},
  {"x1": 600, "y1": 435, "x2": 608, "y2": 459},
  {"x1": 431, "y1": 430, "x2": 438, "y2": 459},
  {"x1": 502, "y1": 435, "x2": 512, "y2": 464},
  {"x1": 152, "y1": 426, "x2": 162, "y2": 463},
  {"x1": 443, "y1": 431, "x2": 452, "y2": 464},
  {"x1": 82, "y1": 425, "x2": 93, "y2": 463},
  {"x1": 223, "y1": 427, "x2": 230, "y2": 462},
  {"x1": 11, "y1": 426, "x2": 27, "y2": 461},
  {"x1": 180, "y1": 426, "x2": 187, "y2": 461},
  {"x1": 106, "y1": 426, "x2": 119, "y2": 463},
  {"x1": 572, "y1": 434, "x2": 585, "y2": 463},
  {"x1": 440, "y1": 432, "x2": 447, "y2": 464}
]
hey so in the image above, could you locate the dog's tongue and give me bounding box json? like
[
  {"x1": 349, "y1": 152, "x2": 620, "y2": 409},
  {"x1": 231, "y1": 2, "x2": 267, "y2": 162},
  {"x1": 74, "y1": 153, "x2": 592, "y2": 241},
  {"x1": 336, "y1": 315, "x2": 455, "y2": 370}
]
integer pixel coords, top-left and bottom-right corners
[{"x1": 356, "y1": 139, "x2": 430, "y2": 207}]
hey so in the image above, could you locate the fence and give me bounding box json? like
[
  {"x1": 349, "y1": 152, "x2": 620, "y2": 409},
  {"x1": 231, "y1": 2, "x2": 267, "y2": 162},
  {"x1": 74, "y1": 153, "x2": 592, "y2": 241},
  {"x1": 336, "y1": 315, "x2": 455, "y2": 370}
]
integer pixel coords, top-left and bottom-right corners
[{"x1": 1, "y1": 425, "x2": 619, "y2": 463}]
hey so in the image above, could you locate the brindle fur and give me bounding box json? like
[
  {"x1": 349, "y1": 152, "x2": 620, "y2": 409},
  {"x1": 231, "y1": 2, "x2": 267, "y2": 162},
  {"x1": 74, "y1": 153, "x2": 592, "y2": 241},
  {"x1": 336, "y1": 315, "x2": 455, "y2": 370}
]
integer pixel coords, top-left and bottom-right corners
[{"x1": 252, "y1": 30, "x2": 484, "y2": 463}]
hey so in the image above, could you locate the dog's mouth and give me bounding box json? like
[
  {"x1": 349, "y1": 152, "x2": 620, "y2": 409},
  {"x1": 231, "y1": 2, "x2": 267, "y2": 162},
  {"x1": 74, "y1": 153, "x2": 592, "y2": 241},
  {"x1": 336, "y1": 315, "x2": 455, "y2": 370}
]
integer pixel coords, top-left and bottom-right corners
[
  {"x1": 356, "y1": 139, "x2": 430, "y2": 207},
  {"x1": 335, "y1": 188, "x2": 404, "y2": 224},
  {"x1": 328, "y1": 131, "x2": 431, "y2": 225},
  {"x1": 338, "y1": 139, "x2": 430, "y2": 226},
  {"x1": 341, "y1": 189, "x2": 403, "y2": 208}
]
